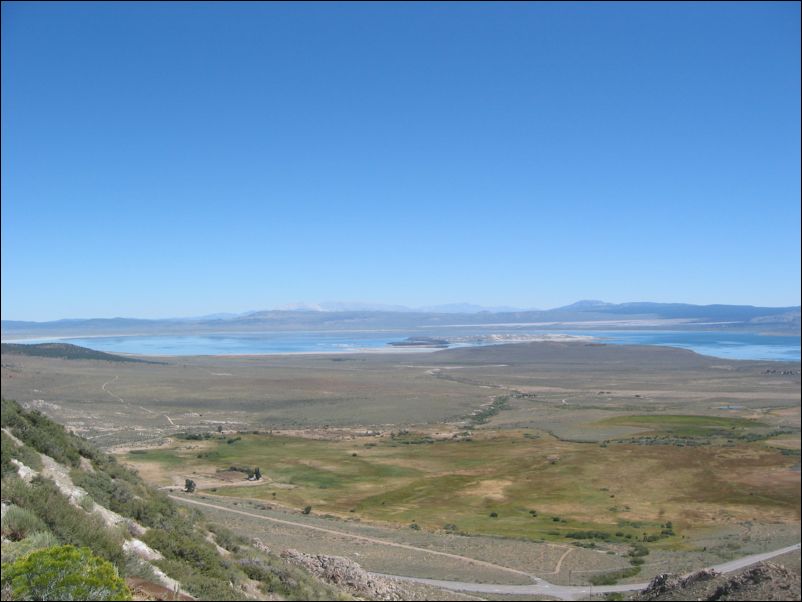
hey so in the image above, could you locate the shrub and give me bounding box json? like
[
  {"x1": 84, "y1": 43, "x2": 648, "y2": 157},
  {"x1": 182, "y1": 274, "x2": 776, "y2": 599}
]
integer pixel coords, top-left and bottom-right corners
[
  {"x1": 1, "y1": 400, "x2": 81, "y2": 467},
  {"x1": 208, "y1": 524, "x2": 246, "y2": 553},
  {"x1": 302, "y1": 506, "x2": 312, "y2": 515},
  {"x1": 2, "y1": 476, "x2": 125, "y2": 566},
  {"x1": 489, "y1": 512, "x2": 498, "y2": 518},
  {"x1": 1, "y1": 430, "x2": 17, "y2": 478},
  {"x1": 0, "y1": 545, "x2": 131, "y2": 600},
  {"x1": 2, "y1": 432, "x2": 43, "y2": 476},
  {"x1": 157, "y1": 559, "x2": 248, "y2": 601},
  {"x1": 1, "y1": 505, "x2": 47, "y2": 541},
  {"x1": 143, "y1": 528, "x2": 229, "y2": 581},
  {"x1": 588, "y1": 566, "x2": 640, "y2": 586},
  {"x1": 237, "y1": 554, "x2": 344, "y2": 601},
  {"x1": 629, "y1": 543, "x2": 649, "y2": 557},
  {"x1": 565, "y1": 530, "x2": 611, "y2": 541},
  {"x1": 0, "y1": 531, "x2": 59, "y2": 564},
  {"x1": 409, "y1": 523, "x2": 420, "y2": 530},
  {"x1": 79, "y1": 495, "x2": 95, "y2": 512},
  {"x1": 71, "y1": 467, "x2": 178, "y2": 529}
]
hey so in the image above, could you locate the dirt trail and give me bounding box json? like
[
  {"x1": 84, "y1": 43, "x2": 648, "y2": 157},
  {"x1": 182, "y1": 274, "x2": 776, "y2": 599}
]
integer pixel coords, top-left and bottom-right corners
[
  {"x1": 548, "y1": 547, "x2": 572, "y2": 575},
  {"x1": 101, "y1": 376, "x2": 125, "y2": 404},
  {"x1": 102, "y1": 375, "x2": 171, "y2": 424}
]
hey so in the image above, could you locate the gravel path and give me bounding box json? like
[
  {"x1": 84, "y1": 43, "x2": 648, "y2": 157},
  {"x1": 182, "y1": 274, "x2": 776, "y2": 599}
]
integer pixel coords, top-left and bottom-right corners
[{"x1": 379, "y1": 543, "x2": 802, "y2": 601}]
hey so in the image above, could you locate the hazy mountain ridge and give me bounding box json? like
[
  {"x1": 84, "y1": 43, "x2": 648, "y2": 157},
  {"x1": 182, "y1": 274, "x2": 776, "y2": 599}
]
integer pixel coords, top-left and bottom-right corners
[{"x1": 2, "y1": 302, "x2": 799, "y2": 338}]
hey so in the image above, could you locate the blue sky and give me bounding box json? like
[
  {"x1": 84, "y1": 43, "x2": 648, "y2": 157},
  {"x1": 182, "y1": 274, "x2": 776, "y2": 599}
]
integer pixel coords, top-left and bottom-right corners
[{"x1": 2, "y1": 2, "x2": 800, "y2": 320}]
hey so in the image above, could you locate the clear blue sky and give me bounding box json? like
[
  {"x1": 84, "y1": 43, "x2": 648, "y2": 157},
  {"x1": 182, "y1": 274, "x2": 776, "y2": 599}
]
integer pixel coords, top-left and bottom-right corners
[{"x1": 2, "y1": 2, "x2": 800, "y2": 320}]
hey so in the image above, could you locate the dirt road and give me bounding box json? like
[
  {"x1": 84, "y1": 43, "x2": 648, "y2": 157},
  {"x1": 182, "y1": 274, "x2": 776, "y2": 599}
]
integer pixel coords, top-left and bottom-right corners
[
  {"x1": 171, "y1": 495, "x2": 799, "y2": 600},
  {"x1": 380, "y1": 543, "x2": 802, "y2": 601}
]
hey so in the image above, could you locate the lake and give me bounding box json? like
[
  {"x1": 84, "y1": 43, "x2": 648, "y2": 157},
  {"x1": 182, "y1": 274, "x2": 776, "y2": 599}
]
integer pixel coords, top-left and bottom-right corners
[{"x1": 9, "y1": 329, "x2": 800, "y2": 361}]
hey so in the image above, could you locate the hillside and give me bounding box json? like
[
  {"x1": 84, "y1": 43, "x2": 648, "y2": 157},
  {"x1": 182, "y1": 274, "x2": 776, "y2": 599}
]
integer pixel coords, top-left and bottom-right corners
[
  {"x1": 0, "y1": 399, "x2": 351, "y2": 601},
  {"x1": 1, "y1": 343, "x2": 162, "y2": 364}
]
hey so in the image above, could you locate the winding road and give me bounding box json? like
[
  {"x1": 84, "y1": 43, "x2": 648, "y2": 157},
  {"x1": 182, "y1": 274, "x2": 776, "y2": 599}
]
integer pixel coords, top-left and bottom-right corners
[
  {"x1": 171, "y1": 495, "x2": 800, "y2": 601},
  {"x1": 379, "y1": 543, "x2": 802, "y2": 601}
]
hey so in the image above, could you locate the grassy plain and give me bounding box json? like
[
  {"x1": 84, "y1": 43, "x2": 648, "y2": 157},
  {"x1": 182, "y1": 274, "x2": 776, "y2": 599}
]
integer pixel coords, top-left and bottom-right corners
[{"x1": 124, "y1": 425, "x2": 800, "y2": 544}]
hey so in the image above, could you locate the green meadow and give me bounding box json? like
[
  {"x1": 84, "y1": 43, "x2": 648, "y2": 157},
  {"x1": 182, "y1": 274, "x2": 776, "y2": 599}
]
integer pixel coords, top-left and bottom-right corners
[
  {"x1": 596, "y1": 414, "x2": 765, "y2": 438},
  {"x1": 125, "y1": 421, "x2": 800, "y2": 545}
]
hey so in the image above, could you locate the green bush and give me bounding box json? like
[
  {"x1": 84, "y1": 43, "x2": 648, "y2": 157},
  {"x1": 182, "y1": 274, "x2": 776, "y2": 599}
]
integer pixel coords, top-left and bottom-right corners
[
  {"x1": 71, "y1": 466, "x2": 178, "y2": 529},
  {"x1": 588, "y1": 566, "x2": 640, "y2": 585},
  {"x1": 143, "y1": 528, "x2": 229, "y2": 581},
  {"x1": 208, "y1": 524, "x2": 246, "y2": 553},
  {"x1": 1, "y1": 531, "x2": 59, "y2": 564},
  {"x1": 1, "y1": 430, "x2": 16, "y2": 478},
  {"x1": 565, "y1": 530, "x2": 611, "y2": 541},
  {"x1": 1, "y1": 400, "x2": 81, "y2": 467},
  {"x1": 236, "y1": 555, "x2": 345, "y2": 601},
  {"x1": 629, "y1": 542, "x2": 649, "y2": 557},
  {"x1": 156, "y1": 559, "x2": 248, "y2": 601},
  {"x1": 2, "y1": 431, "x2": 43, "y2": 476},
  {"x1": 2, "y1": 476, "x2": 125, "y2": 566},
  {"x1": 1, "y1": 505, "x2": 47, "y2": 541},
  {"x1": 0, "y1": 545, "x2": 131, "y2": 600}
]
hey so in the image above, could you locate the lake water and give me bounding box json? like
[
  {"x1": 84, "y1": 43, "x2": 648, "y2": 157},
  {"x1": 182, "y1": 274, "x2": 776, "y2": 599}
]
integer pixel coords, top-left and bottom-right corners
[{"x1": 10, "y1": 329, "x2": 800, "y2": 361}]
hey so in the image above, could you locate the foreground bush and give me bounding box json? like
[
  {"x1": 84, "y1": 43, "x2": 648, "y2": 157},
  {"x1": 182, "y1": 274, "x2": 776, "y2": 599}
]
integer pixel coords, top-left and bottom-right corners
[
  {"x1": 1, "y1": 506, "x2": 47, "y2": 541},
  {"x1": 0, "y1": 545, "x2": 131, "y2": 600},
  {"x1": 2, "y1": 476, "x2": 125, "y2": 566},
  {"x1": 0, "y1": 531, "x2": 60, "y2": 564}
]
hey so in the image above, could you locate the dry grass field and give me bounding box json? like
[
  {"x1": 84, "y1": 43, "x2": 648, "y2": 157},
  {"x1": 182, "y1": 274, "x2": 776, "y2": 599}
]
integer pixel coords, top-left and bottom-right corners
[{"x1": 2, "y1": 342, "x2": 798, "y2": 444}]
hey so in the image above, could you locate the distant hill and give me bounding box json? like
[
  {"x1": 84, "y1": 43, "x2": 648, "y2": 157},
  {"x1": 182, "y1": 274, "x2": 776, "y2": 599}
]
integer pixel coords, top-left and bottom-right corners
[
  {"x1": 2, "y1": 301, "x2": 799, "y2": 337},
  {"x1": 0, "y1": 343, "x2": 163, "y2": 364}
]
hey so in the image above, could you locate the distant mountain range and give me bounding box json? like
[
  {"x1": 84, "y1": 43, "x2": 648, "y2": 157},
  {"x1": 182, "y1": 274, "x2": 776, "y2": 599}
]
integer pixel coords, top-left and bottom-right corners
[
  {"x1": 2, "y1": 301, "x2": 799, "y2": 338},
  {"x1": 273, "y1": 302, "x2": 532, "y2": 313}
]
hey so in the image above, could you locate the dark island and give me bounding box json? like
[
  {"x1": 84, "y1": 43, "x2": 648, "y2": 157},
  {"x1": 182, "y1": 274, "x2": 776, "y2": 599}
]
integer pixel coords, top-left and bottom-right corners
[{"x1": 388, "y1": 337, "x2": 450, "y2": 348}]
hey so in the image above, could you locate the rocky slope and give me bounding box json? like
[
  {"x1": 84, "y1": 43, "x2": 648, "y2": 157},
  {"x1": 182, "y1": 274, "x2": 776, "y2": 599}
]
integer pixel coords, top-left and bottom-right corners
[{"x1": 635, "y1": 561, "x2": 801, "y2": 601}]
